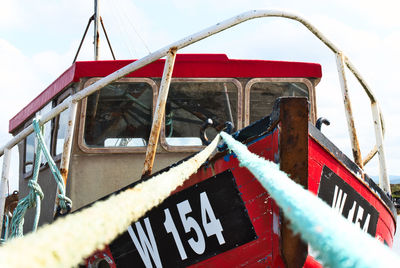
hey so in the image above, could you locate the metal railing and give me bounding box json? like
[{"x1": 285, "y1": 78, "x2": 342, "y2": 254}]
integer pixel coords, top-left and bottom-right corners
[{"x1": 0, "y1": 10, "x2": 390, "y2": 232}]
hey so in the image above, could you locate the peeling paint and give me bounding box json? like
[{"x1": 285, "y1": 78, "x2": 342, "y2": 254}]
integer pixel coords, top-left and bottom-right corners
[
  {"x1": 273, "y1": 212, "x2": 279, "y2": 235},
  {"x1": 257, "y1": 253, "x2": 272, "y2": 264}
]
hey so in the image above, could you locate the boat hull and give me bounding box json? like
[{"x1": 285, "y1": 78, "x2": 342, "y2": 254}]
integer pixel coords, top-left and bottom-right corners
[{"x1": 86, "y1": 98, "x2": 396, "y2": 267}]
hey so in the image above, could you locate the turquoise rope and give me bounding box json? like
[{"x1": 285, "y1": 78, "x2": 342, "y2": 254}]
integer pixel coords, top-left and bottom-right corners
[
  {"x1": 9, "y1": 118, "x2": 71, "y2": 239},
  {"x1": 31, "y1": 118, "x2": 72, "y2": 211},
  {"x1": 9, "y1": 121, "x2": 44, "y2": 238},
  {"x1": 220, "y1": 132, "x2": 400, "y2": 267}
]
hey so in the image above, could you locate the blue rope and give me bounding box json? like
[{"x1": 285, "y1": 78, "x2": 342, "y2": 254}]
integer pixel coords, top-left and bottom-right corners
[
  {"x1": 9, "y1": 117, "x2": 72, "y2": 238},
  {"x1": 31, "y1": 118, "x2": 72, "y2": 211},
  {"x1": 220, "y1": 132, "x2": 400, "y2": 267},
  {"x1": 9, "y1": 121, "x2": 44, "y2": 238}
]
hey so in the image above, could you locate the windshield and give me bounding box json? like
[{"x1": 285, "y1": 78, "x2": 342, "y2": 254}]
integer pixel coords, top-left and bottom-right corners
[
  {"x1": 84, "y1": 81, "x2": 153, "y2": 147},
  {"x1": 82, "y1": 78, "x2": 312, "y2": 150},
  {"x1": 165, "y1": 80, "x2": 239, "y2": 146},
  {"x1": 248, "y1": 80, "x2": 310, "y2": 123}
]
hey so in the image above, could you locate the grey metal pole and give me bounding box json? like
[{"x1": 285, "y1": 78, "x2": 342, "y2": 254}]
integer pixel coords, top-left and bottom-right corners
[
  {"x1": 0, "y1": 149, "x2": 11, "y2": 235},
  {"x1": 142, "y1": 48, "x2": 177, "y2": 177},
  {"x1": 371, "y1": 103, "x2": 390, "y2": 194},
  {"x1": 53, "y1": 101, "x2": 78, "y2": 215},
  {"x1": 94, "y1": 0, "x2": 100, "y2": 60},
  {"x1": 336, "y1": 53, "x2": 363, "y2": 169}
]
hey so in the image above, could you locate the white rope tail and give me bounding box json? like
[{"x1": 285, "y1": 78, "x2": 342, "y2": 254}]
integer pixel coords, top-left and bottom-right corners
[{"x1": 0, "y1": 136, "x2": 220, "y2": 268}]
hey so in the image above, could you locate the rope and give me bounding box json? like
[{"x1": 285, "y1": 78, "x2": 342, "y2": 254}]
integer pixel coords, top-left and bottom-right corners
[
  {"x1": 9, "y1": 121, "x2": 45, "y2": 238},
  {"x1": 219, "y1": 132, "x2": 400, "y2": 267},
  {"x1": 2, "y1": 131, "x2": 399, "y2": 267},
  {"x1": 9, "y1": 118, "x2": 71, "y2": 238},
  {"x1": 0, "y1": 135, "x2": 220, "y2": 268},
  {"x1": 31, "y1": 118, "x2": 72, "y2": 211}
]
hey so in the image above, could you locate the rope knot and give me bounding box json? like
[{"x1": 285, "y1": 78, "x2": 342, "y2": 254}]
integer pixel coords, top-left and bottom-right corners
[
  {"x1": 55, "y1": 195, "x2": 72, "y2": 219},
  {"x1": 57, "y1": 194, "x2": 72, "y2": 211},
  {"x1": 28, "y1": 180, "x2": 44, "y2": 200}
]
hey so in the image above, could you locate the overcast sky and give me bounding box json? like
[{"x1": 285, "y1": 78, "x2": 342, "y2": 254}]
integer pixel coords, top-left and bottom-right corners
[
  {"x1": 0, "y1": 0, "x2": 400, "y2": 253},
  {"x1": 1, "y1": 0, "x2": 399, "y2": 178},
  {"x1": 1, "y1": 0, "x2": 400, "y2": 191}
]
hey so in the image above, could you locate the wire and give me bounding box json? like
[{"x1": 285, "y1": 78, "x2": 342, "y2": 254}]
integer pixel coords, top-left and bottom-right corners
[
  {"x1": 105, "y1": 0, "x2": 136, "y2": 58},
  {"x1": 117, "y1": 1, "x2": 151, "y2": 54}
]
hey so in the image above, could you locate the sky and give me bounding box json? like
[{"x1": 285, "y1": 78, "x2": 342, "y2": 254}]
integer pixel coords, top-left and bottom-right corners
[{"x1": 0, "y1": 0, "x2": 400, "y2": 251}]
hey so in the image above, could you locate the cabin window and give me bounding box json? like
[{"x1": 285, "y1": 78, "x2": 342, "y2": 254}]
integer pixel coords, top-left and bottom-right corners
[
  {"x1": 54, "y1": 96, "x2": 72, "y2": 155},
  {"x1": 163, "y1": 79, "x2": 241, "y2": 148},
  {"x1": 40, "y1": 103, "x2": 53, "y2": 165},
  {"x1": 245, "y1": 78, "x2": 314, "y2": 125},
  {"x1": 24, "y1": 133, "x2": 35, "y2": 174},
  {"x1": 83, "y1": 79, "x2": 155, "y2": 149},
  {"x1": 23, "y1": 103, "x2": 53, "y2": 175}
]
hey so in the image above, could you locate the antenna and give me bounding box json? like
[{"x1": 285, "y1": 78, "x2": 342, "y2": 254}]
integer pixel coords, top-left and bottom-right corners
[
  {"x1": 72, "y1": 0, "x2": 116, "y2": 63},
  {"x1": 94, "y1": 0, "x2": 100, "y2": 60}
]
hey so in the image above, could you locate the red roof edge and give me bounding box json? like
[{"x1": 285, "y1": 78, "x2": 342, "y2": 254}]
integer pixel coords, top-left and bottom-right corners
[
  {"x1": 9, "y1": 64, "x2": 77, "y2": 133},
  {"x1": 9, "y1": 54, "x2": 322, "y2": 134}
]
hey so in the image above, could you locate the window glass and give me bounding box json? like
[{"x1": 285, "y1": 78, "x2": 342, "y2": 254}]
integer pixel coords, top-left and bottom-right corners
[
  {"x1": 40, "y1": 103, "x2": 52, "y2": 164},
  {"x1": 25, "y1": 133, "x2": 35, "y2": 173},
  {"x1": 24, "y1": 102, "x2": 53, "y2": 173},
  {"x1": 249, "y1": 82, "x2": 308, "y2": 123},
  {"x1": 165, "y1": 81, "x2": 238, "y2": 146},
  {"x1": 55, "y1": 96, "x2": 72, "y2": 155},
  {"x1": 84, "y1": 82, "x2": 153, "y2": 147}
]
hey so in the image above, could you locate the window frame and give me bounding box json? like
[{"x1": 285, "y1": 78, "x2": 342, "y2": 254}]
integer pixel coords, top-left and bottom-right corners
[
  {"x1": 22, "y1": 102, "x2": 55, "y2": 179},
  {"x1": 244, "y1": 78, "x2": 316, "y2": 126},
  {"x1": 23, "y1": 131, "x2": 35, "y2": 178},
  {"x1": 78, "y1": 77, "x2": 158, "y2": 154},
  {"x1": 160, "y1": 78, "x2": 243, "y2": 152},
  {"x1": 52, "y1": 88, "x2": 75, "y2": 160}
]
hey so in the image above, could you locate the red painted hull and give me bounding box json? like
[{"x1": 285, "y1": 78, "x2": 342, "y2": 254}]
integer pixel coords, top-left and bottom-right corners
[{"x1": 89, "y1": 98, "x2": 396, "y2": 267}]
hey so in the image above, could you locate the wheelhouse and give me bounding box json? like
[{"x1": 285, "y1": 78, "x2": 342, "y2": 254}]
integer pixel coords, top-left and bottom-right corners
[
  {"x1": 1, "y1": 9, "x2": 396, "y2": 267},
  {"x1": 10, "y1": 54, "x2": 321, "y2": 227}
]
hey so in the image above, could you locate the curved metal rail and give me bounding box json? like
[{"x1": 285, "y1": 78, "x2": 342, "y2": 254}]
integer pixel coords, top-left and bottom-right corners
[{"x1": 0, "y1": 10, "x2": 390, "y2": 230}]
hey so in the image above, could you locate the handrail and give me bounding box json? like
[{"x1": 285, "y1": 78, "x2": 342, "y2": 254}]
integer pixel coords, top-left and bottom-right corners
[
  {"x1": 0, "y1": 9, "x2": 390, "y2": 194},
  {"x1": 142, "y1": 48, "x2": 177, "y2": 177},
  {"x1": 0, "y1": 133, "x2": 397, "y2": 267}
]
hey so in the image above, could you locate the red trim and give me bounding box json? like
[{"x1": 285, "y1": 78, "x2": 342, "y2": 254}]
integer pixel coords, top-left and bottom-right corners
[
  {"x1": 9, "y1": 54, "x2": 322, "y2": 133},
  {"x1": 85, "y1": 245, "x2": 116, "y2": 268},
  {"x1": 308, "y1": 137, "x2": 396, "y2": 246},
  {"x1": 9, "y1": 64, "x2": 77, "y2": 133},
  {"x1": 303, "y1": 255, "x2": 323, "y2": 268}
]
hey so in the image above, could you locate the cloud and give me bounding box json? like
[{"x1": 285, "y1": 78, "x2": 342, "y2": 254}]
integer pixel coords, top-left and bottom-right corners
[
  {"x1": 336, "y1": 0, "x2": 400, "y2": 28},
  {"x1": 0, "y1": 38, "x2": 80, "y2": 192},
  {"x1": 1, "y1": 0, "x2": 399, "y2": 191},
  {"x1": 0, "y1": 0, "x2": 23, "y2": 30},
  {"x1": 0, "y1": 39, "x2": 42, "y2": 118}
]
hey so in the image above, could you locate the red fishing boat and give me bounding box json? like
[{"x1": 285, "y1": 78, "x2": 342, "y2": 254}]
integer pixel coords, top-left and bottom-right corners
[{"x1": 0, "y1": 8, "x2": 395, "y2": 268}]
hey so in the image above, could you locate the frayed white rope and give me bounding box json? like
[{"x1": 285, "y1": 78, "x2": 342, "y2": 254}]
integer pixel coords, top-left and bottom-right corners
[{"x1": 0, "y1": 135, "x2": 220, "y2": 268}]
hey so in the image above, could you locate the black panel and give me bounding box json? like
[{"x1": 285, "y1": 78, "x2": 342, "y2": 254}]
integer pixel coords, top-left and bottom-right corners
[
  {"x1": 109, "y1": 170, "x2": 257, "y2": 267},
  {"x1": 318, "y1": 166, "x2": 379, "y2": 236},
  {"x1": 309, "y1": 123, "x2": 396, "y2": 219}
]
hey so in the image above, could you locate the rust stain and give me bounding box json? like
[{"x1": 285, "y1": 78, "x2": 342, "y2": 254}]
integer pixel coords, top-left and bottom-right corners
[
  {"x1": 5, "y1": 190, "x2": 19, "y2": 215},
  {"x1": 60, "y1": 168, "x2": 69, "y2": 185},
  {"x1": 337, "y1": 52, "x2": 363, "y2": 169},
  {"x1": 279, "y1": 97, "x2": 308, "y2": 268},
  {"x1": 142, "y1": 48, "x2": 177, "y2": 178}
]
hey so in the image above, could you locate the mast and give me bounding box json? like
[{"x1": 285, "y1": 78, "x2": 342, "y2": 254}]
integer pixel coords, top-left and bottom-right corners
[
  {"x1": 73, "y1": 0, "x2": 115, "y2": 63},
  {"x1": 94, "y1": 0, "x2": 100, "y2": 60}
]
